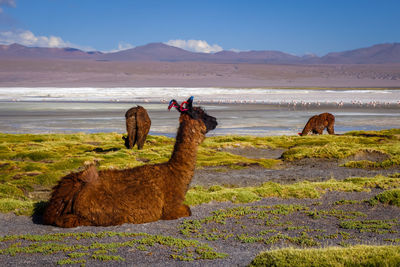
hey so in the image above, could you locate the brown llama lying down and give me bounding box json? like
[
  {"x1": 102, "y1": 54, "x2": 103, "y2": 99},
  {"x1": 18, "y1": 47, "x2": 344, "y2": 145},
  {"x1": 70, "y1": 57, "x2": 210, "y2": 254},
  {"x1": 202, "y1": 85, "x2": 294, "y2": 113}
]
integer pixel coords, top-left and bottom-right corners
[
  {"x1": 122, "y1": 105, "x2": 151, "y2": 150},
  {"x1": 299, "y1": 112, "x2": 335, "y2": 136},
  {"x1": 43, "y1": 96, "x2": 217, "y2": 228}
]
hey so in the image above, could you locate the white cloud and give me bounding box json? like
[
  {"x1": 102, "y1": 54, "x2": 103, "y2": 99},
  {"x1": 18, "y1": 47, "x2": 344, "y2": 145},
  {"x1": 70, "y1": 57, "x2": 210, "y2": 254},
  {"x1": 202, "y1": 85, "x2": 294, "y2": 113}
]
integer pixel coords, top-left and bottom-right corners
[
  {"x1": 0, "y1": 30, "x2": 68, "y2": 47},
  {"x1": 0, "y1": 0, "x2": 16, "y2": 6},
  {"x1": 104, "y1": 41, "x2": 135, "y2": 53},
  {"x1": 0, "y1": 29, "x2": 94, "y2": 51},
  {"x1": 118, "y1": 41, "x2": 134, "y2": 51},
  {"x1": 165, "y1": 39, "x2": 223, "y2": 53},
  {"x1": 0, "y1": 0, "x2": 16, "y2": 13}
]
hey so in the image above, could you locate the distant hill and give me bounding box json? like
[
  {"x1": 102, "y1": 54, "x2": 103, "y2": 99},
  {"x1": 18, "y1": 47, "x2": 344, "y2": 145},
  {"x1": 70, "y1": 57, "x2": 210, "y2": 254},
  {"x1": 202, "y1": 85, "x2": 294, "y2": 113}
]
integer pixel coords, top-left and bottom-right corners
[
  {"x1": 317, "y1": 43, "x2": 400, "y2": 64},
  {"x1": 211, "y1": 50, "x2": 301, "y2": 63},
  {"x1": 99, "y1": 43, "x2": 206, "y2": 62},
  {"x1": 1, "y1": 42, "x2": 399, "y2": 64},
  {"x1": 0, "y1": 43, "x2": 102, "y2": 59}
]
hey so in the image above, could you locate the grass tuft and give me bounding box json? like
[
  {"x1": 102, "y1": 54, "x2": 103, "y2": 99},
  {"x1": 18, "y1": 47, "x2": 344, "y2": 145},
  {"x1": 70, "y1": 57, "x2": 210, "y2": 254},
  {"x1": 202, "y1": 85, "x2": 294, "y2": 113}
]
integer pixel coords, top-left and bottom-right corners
[
  {"x1": 184, "y1": 174, "x2": 400, "y2": 206},
  {"x1": 371, "y1": 188, "x2": 400, "y2": 207},
  {"x1": 0, "y1": 231, "x2": 227, "y2": 264},
  {"x1": 1, "y1": 130, "x2": 400, "y2": 215},
  {"x1": 0, "y1": 198, "x2": 35, "y2": 215},
  {"x1": 249, "y1": 245, "x2": 400, "y2": 267}
]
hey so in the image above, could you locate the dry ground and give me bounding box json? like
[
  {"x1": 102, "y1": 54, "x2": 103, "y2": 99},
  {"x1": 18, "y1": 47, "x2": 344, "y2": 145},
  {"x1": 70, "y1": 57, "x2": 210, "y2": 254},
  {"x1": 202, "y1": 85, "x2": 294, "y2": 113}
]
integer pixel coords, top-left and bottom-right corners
[
  {"x1": 1, "y1": 59, "x2": 400, "y2": 87},
  {"x1": 0, "y1": 147, "x2": 399, "y2": 266}
]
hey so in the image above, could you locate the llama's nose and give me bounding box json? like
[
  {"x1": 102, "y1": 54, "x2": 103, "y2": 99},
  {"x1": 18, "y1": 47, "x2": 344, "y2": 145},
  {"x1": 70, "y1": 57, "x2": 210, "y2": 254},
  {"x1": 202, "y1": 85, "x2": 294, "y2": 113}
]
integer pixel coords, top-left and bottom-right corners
[{"x1": 210, "y1": 118, "x2": 218, "y2": 130}]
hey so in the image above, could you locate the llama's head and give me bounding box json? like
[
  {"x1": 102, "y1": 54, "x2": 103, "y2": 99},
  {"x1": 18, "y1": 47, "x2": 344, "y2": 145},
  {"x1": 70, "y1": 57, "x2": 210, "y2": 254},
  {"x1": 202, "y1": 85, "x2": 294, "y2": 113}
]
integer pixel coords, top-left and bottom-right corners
[
  {"x1": 122, "y1": 135, "x2": 130, "y2": 148},
  {"x1": 169, "y1": 96, "x2": 217, "y2": 134}
]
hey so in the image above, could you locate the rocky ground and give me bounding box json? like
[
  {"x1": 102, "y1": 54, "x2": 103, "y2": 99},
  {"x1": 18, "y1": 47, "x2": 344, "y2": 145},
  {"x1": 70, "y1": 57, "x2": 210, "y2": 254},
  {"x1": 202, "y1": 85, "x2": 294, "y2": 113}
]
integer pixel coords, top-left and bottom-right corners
[{"x1": 0, "y1": 147, "x2": 399, "y2": 266}]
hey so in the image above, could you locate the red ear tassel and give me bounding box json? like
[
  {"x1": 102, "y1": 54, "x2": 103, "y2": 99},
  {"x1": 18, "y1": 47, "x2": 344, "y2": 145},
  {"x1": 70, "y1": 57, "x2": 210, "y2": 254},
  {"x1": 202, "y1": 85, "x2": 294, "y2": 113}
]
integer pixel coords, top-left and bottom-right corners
[
  {"x1": 168, "y1": 99, "x2": 191, "y2": 112},
  {"x1": 298, "y1": 133, "x2": 302, "y2": 136},
  {"x1": 179, "y1": 101, "x2": 189, "y2": 111},
  {"x1": 168, "y1": 99, "x2": 180, "y2": 110},
  {"x1": 168, "y1": 103, "x2": 178, "y2": 110}
]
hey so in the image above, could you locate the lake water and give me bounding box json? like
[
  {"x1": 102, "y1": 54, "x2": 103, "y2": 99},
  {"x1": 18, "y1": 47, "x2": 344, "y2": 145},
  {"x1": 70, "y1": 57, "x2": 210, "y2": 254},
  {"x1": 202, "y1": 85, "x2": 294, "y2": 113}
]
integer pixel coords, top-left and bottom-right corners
[
  {"x1": 0, "y1": 87, "x2": 399, "y2": 136},
  {"x1": 0, "y1": 102, "x2": 399, "y2": 137}
]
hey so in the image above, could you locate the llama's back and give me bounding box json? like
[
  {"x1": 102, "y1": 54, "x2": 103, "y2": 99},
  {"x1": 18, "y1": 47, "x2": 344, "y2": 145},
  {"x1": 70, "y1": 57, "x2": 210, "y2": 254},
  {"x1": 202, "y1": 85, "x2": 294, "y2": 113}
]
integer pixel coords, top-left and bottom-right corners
[
  {"x1": 125, "y1": 107, "x2": 138, "y2": 119},
  {"x1": 74, "y1": 166, "x2": 166, "y2": 225},
  {"x1": 78, "y1": 171, "x2": 165, "y2": 225},
  {"x1": 44, "y1": 163, "x2": 168, "y2": 227},
  {"x1": 319, "y1": 113, "x2": 335, "y2": 122}
]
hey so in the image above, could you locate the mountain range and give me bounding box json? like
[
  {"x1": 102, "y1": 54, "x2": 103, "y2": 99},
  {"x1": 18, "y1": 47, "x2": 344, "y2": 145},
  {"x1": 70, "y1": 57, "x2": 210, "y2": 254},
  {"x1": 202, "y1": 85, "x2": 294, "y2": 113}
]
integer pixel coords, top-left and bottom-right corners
[{"x1": 1, "y1": 42, "x2": 400, "y2": 64}]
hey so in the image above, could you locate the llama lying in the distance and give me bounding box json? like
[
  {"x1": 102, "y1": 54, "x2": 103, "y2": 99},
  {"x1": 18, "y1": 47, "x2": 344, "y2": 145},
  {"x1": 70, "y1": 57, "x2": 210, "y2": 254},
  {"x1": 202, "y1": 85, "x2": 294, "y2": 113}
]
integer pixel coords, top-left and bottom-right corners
[
  {"x1": 299, "y1": 112, "x2": 335, "y2": 136},
  {"x1": 122, "y1": 105, "x2": 151, "y2": 150},
  {"x1": 43, "y1": 97, "x2": 217, "y2": 228}
]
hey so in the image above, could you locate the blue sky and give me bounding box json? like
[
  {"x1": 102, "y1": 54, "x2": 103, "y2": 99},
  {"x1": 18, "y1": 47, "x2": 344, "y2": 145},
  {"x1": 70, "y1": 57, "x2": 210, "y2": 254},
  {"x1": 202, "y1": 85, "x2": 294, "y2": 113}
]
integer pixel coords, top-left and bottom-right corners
[{"x1": 0, "y1": 0, "x2": 399, "y2": 55}]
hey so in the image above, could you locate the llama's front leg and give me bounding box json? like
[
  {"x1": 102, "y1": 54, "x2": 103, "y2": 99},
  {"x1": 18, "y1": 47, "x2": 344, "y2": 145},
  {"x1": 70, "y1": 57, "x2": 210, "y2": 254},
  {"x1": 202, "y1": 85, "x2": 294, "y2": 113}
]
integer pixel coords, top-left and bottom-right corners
[
  {"x1": 327, "y1": 125, "x2": 335, "y2": 135},
  {"x1": 315, "y1": 125, "x2": 324, "y2": 135},
  {"x1": 162, "y1": 204, "x2": 191, "y2": 220}
]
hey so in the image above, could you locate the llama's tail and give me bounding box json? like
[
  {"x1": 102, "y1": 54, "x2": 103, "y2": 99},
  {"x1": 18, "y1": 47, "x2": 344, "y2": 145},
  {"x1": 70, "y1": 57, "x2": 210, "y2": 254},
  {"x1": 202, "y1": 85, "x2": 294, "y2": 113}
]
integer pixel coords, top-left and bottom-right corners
[{"x1": 42, "y1": 165, "x2": 98, "y2": 226}]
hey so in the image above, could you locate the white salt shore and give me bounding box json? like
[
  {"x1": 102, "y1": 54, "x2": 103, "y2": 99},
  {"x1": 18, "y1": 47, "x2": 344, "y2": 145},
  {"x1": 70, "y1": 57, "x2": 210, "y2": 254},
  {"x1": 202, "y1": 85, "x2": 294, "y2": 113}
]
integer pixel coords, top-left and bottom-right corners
[{"x1": 1, "y1": 87, "x2": 399, "y2": 105}]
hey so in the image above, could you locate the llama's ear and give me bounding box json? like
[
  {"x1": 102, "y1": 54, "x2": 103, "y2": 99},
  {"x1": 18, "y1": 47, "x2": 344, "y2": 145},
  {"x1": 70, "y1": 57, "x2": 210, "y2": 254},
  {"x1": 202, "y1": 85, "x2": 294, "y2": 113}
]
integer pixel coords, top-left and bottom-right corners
[
  {"x1": 168, "y1": 99, "x2": 181, "y2": 112},
  {"x1": 185, "y1": 97, "x2": 199, "y2": 119},
  {"x1": 186, "y1": 96, "x2": 194, "y2": 110}
]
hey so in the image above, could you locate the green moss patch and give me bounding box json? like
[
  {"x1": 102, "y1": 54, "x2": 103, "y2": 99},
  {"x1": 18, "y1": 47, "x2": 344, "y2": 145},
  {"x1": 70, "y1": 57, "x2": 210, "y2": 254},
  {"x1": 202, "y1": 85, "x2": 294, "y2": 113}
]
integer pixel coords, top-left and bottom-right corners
[
  {"x1": 1, "y1": 130, "x2": 400, "y2": 216},
  {"x1": 0, "y1": 231, "x2": 227, "y2": 264},
  {"x1": 371, "y1": 188, "x2": 400, "y2": 207},
  {"x1": 178, "y1": 203, "x2": 381, "y2": 249},
  {"x1": 184, "y1": 174, "x2": 400, "y2": 206},
  {"x1": 339, "y1": 219, "x2": 398, "y2": 233},
  {"x1": 180, "y1": 204, "x2": 324, "y2": 247},
  {"x1": 0, "y1": 198, "x2": 36, "y2": 215},
  {"x1": 249, "y1": 245, "x2": 400, "y2": 267}
]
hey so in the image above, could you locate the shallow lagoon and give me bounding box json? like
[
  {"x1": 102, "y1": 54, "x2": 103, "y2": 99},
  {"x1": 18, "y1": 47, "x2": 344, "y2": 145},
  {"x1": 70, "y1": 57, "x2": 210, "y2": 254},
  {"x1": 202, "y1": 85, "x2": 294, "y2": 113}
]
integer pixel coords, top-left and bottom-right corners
[
  {"x1": 0, "y1": 101, "x2": 399, "y2": 136},
  {"x1": 0, "y1": 87, "x2": 399, "y2": 136}
]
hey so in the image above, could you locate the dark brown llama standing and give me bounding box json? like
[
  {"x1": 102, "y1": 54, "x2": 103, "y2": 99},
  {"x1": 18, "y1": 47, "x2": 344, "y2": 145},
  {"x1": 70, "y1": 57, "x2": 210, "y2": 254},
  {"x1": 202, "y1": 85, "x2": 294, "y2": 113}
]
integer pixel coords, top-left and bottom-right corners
[
  {"x1": 122, "y1": 106, "x2": 151, "y2": 150},
  {"x1": 299, "y1": 112, "x2": 335, "y2": 136},
  {"x1": 43, "y1": 97, "x2": 217, "y2": 228}
]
